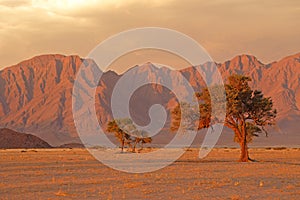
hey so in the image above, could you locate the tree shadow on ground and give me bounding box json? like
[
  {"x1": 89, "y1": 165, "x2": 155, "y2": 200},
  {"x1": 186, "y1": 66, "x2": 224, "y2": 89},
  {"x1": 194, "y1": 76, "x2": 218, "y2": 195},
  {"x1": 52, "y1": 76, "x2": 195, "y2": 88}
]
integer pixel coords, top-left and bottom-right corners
[
  {"x1": 174, "y1": 159, "x2": 234, "y2": 164},
  {"x1": 174, "y1": 159, "x2": 300, "y2": 165},
  {"x1": 260, "y1": 160, "x2": 300, "y2": 166}
]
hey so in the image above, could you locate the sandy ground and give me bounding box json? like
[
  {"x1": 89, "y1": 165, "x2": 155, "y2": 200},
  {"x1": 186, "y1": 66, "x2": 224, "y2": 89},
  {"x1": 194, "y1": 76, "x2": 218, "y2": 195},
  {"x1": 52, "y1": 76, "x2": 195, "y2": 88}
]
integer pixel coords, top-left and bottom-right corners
[{"x1": 0, "y1": 148, "x2": 299, "y2": 200}]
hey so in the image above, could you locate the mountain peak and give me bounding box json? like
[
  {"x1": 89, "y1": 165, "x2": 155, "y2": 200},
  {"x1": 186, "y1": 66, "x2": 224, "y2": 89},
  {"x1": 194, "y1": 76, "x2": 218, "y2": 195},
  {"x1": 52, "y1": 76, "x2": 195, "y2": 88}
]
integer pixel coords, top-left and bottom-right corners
[
  {"x1": 126, "y1": 62, "x2": 160, "y2": 74},
  {"x1": 140, "y1": 62, "x2": 159, "y2": 69},
  {"x1": 231, "y1": 54, "x2": 262, "y2": 64},
  {"x1": 4, "y1": 54, "x2": 83, "y2": 69},
  {"x1": 222, "y1": 54, "x2": 263, "y2": 72}
]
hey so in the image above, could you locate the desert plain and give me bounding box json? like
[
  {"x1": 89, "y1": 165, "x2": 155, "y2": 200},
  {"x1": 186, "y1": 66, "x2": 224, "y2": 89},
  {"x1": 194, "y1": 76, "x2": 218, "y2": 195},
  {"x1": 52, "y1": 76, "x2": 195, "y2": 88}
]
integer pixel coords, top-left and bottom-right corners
[{"x1": 0, "y1": 148, "x2": 299, "y2": 200}]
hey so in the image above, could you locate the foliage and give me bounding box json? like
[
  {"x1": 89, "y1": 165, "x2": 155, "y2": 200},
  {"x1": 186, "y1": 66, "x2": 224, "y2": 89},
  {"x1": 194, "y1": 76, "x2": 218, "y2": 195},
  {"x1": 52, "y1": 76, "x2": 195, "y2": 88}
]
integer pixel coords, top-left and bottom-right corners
[
  {"x1": 170, "y1": 102, "x2": 200, "y2": 133},
  {"x1": 106, "y1": 118, "x2": 152, "y2": 152}
]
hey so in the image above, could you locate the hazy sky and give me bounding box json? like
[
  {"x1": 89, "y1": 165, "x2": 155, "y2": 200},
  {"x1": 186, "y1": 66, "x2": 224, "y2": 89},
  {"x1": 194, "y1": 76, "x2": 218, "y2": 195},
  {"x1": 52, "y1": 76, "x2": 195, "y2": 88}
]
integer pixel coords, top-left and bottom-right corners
[{"x1": 0, "y1": 0, "x2": 299, "y2": 72}]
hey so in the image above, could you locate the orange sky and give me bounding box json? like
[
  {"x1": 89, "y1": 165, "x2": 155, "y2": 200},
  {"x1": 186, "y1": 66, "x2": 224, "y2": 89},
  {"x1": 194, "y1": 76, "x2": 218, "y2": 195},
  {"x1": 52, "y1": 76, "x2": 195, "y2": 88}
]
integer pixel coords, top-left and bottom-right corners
[{"x1": 0, "y1": 0, "x2": 299, "y2": 72}]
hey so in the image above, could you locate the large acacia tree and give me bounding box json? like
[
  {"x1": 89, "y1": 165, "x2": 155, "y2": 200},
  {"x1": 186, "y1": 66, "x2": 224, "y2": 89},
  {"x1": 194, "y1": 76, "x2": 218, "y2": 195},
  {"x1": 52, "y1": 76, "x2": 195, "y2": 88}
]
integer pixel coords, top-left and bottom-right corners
[{"x1": 172, "y1": 74, "x2": 277, "y2": 162}]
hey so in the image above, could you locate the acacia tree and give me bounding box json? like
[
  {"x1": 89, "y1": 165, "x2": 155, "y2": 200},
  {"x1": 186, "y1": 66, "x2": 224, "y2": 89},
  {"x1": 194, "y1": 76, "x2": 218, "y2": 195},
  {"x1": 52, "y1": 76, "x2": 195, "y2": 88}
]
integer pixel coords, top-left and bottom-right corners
[
  {"x1": 106, "y1": 119, "x2": 131, "y2": 152},
  {"x1": 131, "y1": 130, "x2": 152, "y2": 152},
  {"x1": 106, "y1": 118, "x2": 152, "y2": 152},
  {"x1": 172, "y1": 74, "x2": 277, "y2": 162}
]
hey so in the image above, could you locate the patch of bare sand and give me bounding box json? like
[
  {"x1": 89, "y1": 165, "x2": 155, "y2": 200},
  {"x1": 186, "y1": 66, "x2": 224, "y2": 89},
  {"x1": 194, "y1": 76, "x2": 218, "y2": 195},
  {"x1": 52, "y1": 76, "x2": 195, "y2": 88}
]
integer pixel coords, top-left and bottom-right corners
[{"x1": 0, "y1": 148, "x2": 299, "y2": 199}]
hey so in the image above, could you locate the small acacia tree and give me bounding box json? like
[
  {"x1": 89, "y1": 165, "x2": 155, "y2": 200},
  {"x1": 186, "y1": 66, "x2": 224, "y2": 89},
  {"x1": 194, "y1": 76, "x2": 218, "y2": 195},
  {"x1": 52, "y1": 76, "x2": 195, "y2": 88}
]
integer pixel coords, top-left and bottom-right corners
[
  {"x1": 131, "y1": 130, "x2": 152, "y2": 152},
  {"x1": 172, "y1": 74, "x2": 277, "y2": 162},
  {"x1": 106, "y1": 119, "x2": 131, "y2": 152},
  {"x1": 106, "y1": 118, "x2": 152, "y2": 152}
]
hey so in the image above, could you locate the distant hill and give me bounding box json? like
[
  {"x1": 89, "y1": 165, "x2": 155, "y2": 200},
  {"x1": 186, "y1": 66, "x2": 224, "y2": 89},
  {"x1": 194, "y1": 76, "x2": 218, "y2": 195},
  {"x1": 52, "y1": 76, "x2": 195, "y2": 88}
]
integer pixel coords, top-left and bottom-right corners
[
  {"x1": 0, "y1": 53, "x2": 299, "y2": 147},
  {"x1": 0, "y1": 128, "x2": 52, "y2": 148},
  {"x1": 57, "y1": 143, "x2": 84, "y2": 148}
]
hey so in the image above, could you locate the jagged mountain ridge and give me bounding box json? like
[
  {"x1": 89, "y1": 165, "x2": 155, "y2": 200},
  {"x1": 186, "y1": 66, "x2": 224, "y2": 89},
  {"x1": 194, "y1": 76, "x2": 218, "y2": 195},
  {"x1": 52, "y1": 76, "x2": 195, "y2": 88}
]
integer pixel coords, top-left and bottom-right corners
[{"x1": 0, "y1": 53, "x2": 299, "y2": 146}]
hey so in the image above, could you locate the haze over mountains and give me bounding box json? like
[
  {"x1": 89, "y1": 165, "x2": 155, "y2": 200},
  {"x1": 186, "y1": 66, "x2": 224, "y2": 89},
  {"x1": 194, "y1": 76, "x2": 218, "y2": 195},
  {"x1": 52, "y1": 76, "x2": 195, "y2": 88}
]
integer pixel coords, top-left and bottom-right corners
[{"x1": 0, "y1": 53, "x2": 299, "y2": 146}]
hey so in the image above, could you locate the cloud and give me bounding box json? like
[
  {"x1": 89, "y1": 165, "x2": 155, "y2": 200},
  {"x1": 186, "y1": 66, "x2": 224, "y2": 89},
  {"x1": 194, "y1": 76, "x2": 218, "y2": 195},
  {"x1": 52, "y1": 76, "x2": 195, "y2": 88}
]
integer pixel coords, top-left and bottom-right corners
[
  {"x1": 0, "y1": 0, "x2": 31, "y2": 8},
  {"x1": 0, "y1": 0, "x2": 299, "y2": 69},
  {"x1": 30, "y1": 0, "x2": 174, "y2": 13}
]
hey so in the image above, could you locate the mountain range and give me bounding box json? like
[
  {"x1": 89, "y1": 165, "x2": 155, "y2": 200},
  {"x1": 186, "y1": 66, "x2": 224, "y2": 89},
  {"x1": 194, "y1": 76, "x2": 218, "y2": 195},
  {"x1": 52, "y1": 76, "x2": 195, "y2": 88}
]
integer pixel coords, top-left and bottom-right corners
[{"x1": 0, "y1": 53, "x2": 299, "y2": 147}]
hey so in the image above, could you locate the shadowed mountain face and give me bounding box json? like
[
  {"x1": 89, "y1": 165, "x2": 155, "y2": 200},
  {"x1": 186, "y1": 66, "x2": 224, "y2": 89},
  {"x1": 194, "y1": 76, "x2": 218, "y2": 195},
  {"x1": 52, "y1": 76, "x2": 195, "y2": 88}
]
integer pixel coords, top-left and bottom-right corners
[
  {"x1": 0, "y1": 53, "x2": 299, "y2": 146},
  {"x1": 0, "y1": 128, "x2": 51, "y2": 149}
]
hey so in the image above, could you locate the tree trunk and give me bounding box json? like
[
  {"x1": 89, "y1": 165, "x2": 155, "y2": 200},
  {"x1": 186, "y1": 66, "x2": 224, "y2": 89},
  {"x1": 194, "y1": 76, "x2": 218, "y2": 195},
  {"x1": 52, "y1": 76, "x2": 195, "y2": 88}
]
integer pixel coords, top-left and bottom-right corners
[
  {"x1": 238, "y1": 120, "x2": 251, "y2": 162},
  {"x1": 132, "y1": 139, "x2": 140, "y2": 153},
  {"x1": 132, "y1": 141, "x2": 137, "y2": 152},
  {"x1": 239, "y1": 140, "x2": 249, "y2": 162},
  {"x1": 121, "y1": 137, "x2": 125, "y2": 152}
]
